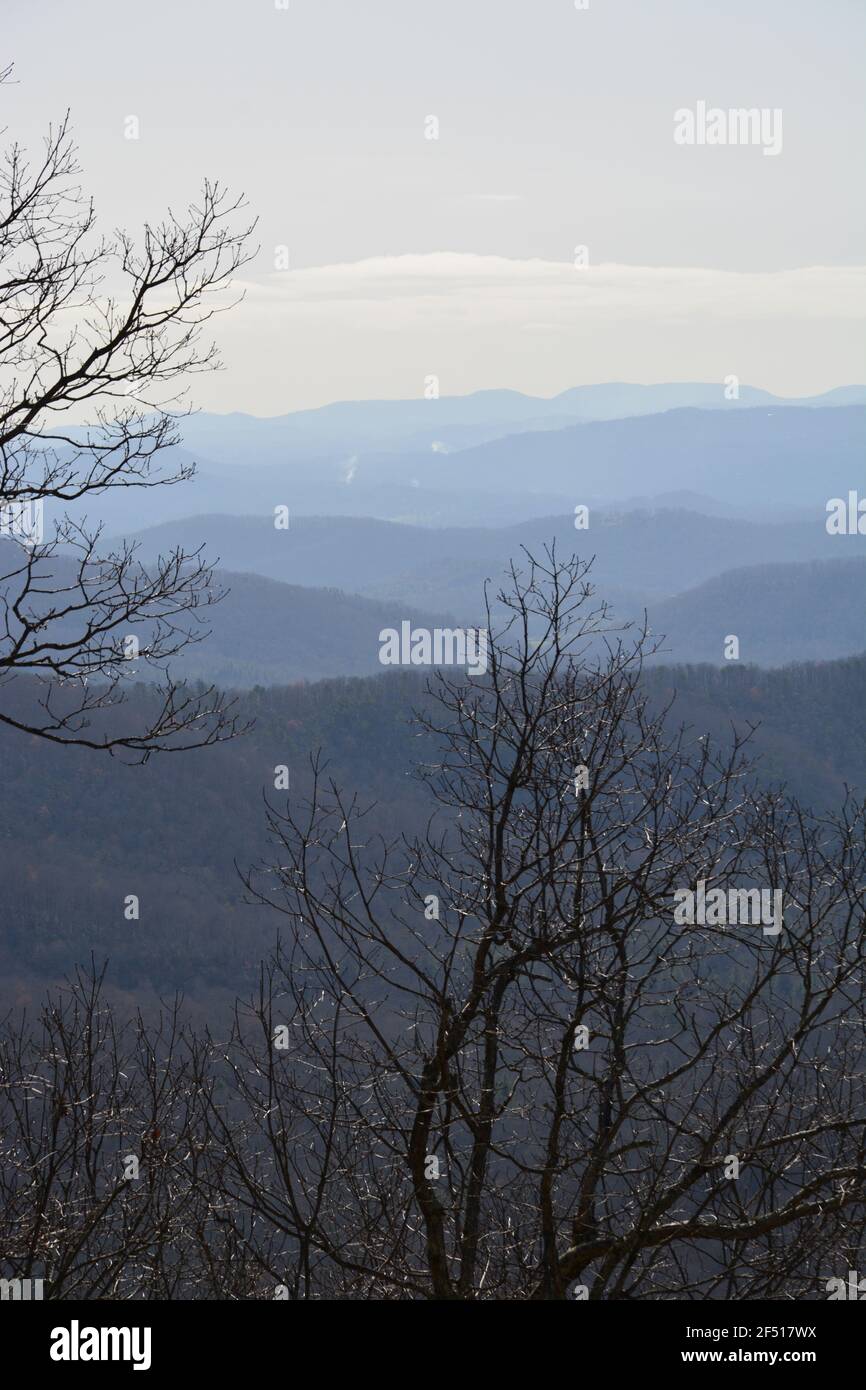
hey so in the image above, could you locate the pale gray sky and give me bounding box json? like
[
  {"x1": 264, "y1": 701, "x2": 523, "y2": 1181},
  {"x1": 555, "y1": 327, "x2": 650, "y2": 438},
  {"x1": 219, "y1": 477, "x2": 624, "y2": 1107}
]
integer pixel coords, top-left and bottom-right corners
[{"x1": 3, "y1": 0, "x2": 864, "y2": 411}]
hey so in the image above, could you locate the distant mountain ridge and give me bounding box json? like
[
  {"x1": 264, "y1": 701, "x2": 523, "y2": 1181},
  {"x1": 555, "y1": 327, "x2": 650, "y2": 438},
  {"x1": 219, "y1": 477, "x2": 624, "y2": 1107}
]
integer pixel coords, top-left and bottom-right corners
[
  {"x1": 18, "y1": 526, "x2": 854, "y2": 685},
  {"x1": 380, "y1": 405, "x2": 865, "y2": 507},
  {"x1": 10, "y1": 514, "x2": 861, "y2": 685},
  {"x1": 115, "y1": 506, "x2": 866, "y2": 618},
  {"x1": 647, "y1": 557, "x2": 866, "y2": 667},
  {"x1": 55, "y1": 401, "x2": 866, "y2": 535},
  {"x1": 0, "y1": 539, "x2": 455, "y2": 690},
  {"x1": 180, "y1": 383, "x2": 866, "y2": 464},
  {"x1": 177, "y1": 556, "x2": 866, "y2": 685}
]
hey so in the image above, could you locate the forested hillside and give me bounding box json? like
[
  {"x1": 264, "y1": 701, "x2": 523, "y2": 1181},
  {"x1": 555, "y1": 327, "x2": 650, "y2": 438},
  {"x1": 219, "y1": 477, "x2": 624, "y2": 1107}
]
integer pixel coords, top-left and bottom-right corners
[{"x1": 2, "y1": 654, "x2": 862, "y2": 1005}]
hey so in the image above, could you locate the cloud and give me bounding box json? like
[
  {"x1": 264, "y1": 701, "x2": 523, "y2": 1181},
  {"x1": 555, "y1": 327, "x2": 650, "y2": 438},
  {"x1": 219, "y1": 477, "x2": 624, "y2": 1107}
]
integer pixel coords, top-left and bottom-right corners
[
  {"x1": 242, "y1": 254, "x2": 866, "y2": 328},
  {"x1": 203, "y1": 254, "x2": 865, "y2": 414}
]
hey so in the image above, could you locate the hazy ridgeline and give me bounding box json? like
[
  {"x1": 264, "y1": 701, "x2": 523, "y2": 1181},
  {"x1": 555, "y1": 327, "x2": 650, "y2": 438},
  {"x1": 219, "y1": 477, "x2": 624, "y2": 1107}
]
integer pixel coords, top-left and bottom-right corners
[{"x1": 3, "y1": 394, "x2": 865, "y2": 1003}]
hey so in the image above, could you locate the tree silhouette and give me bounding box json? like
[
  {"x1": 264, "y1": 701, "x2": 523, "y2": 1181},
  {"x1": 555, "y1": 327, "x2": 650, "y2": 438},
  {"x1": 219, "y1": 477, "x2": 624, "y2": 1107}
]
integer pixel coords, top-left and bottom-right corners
[
  {"x1": 233, "y1": 552, "x2": 866, "y2": 1298},
  {"x1": 0, "y1": 65, "x2": 255, "y2": 757}
]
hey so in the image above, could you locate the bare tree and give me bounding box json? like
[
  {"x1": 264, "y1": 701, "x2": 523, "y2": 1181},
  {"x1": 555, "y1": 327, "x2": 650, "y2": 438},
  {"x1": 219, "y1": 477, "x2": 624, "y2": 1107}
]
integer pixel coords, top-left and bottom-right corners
[
  {"x1": 0, "y1": 963, "x2": 201, "y2": 1297},
  {"x1": 2, "y1": 555, "x2": 863, "y2": 1301},
  {"x1": 0, "y1": 960, "x2": 288, "y2": 1300},
  {"x1": 231, "y1": 551, "x2": 866, "y2": 1299},
  {"x1": 0, "y1": 65, "x2": 255, "y2": 757}
]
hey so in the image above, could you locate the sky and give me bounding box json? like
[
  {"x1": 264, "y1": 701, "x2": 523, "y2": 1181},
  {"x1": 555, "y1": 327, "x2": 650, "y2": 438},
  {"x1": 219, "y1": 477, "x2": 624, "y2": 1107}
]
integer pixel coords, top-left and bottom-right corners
[{"x1": 2, "y1": 0, "x2": 864, "y2": 413}]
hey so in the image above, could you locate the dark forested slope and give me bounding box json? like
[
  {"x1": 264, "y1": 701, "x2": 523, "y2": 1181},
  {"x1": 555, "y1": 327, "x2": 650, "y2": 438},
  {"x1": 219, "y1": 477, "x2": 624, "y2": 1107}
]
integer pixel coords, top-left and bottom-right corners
[{"x1": 1, "y1": 655, "x2": 862, "y2": 1001}]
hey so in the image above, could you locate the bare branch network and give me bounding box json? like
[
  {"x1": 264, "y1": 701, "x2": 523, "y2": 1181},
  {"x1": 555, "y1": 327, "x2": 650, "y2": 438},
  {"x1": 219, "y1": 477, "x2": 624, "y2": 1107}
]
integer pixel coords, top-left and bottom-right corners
[
  {"x1": 2, "y1": 555, "x2": 864, "y2": 1299},
  {"x1": 0, "y1": 68, "x2": 256, "y2": 757}
]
